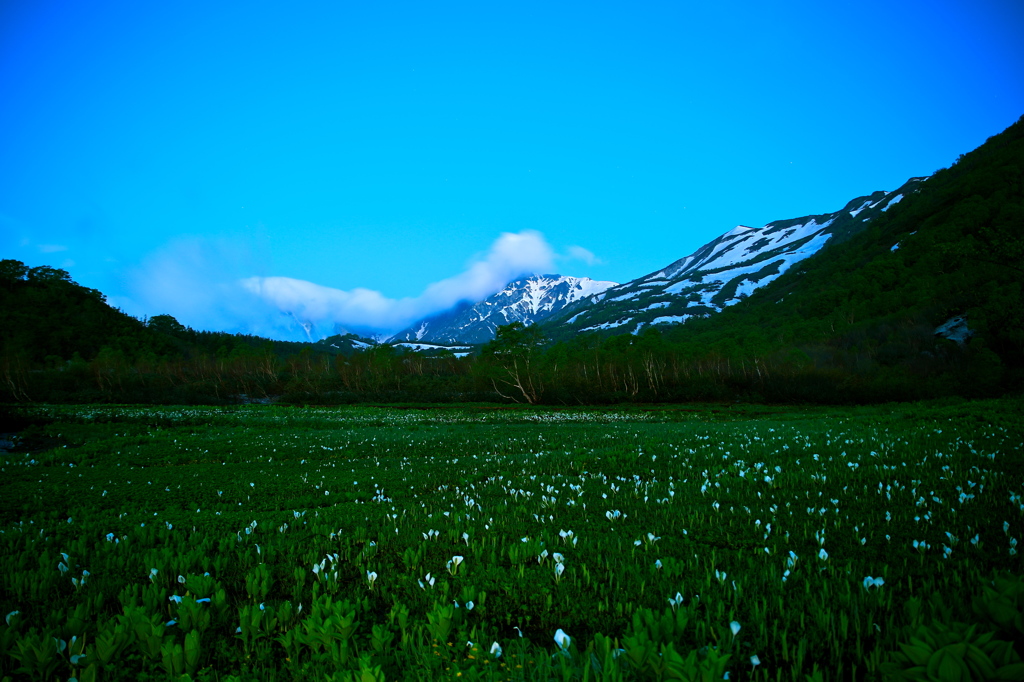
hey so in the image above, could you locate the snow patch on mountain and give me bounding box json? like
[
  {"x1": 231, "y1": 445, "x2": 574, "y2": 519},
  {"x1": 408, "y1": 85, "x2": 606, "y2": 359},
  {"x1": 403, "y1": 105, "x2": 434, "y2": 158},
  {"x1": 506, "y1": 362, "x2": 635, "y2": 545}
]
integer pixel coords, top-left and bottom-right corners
[
  {"x1": 580, "y1": 319, "x2": 630, "y2": 332},
  {"x1": 881, "y1": 194, "x2": 903, "y2": 211},
  {"x1": 849, "y1": 200, "x2": 872, "y2": 218},
  {"x1": 393, "y1": 341, "x2": 472, "y2": 352},
  {"x1": 652, "y1": 315, "x2": 689, "y2": 325}
]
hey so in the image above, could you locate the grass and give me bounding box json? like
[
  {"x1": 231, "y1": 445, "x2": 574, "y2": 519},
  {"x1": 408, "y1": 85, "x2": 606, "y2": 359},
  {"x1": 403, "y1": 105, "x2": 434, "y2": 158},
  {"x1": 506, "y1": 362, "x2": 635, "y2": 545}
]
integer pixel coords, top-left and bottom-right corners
[{"x1": 0, "y1": 397, "x2": 1022, "y2": 681}]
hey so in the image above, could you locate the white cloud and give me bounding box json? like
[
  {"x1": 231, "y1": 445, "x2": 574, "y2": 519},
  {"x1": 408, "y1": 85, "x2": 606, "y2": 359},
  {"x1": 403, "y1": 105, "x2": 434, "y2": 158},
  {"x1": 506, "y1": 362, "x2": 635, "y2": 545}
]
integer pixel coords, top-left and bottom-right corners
[
  {"x1": 121, "y1": 237, "x2": 275, "y2": 334},
  {"x1": 38, "y1": 244, "x2": 68, "y2": 253},
  {"x1": 416, "y1": 230, "x2": 555, "y2": 309},
  {"x1": 564, "y1": 245, "x2": 604, "y2": 266},
  {"x1": 241, "y1": 230, "x2": 555, "y2": 336},
  {"x1": 125, "y1": 230, "x2": 557, "y2": 341}
]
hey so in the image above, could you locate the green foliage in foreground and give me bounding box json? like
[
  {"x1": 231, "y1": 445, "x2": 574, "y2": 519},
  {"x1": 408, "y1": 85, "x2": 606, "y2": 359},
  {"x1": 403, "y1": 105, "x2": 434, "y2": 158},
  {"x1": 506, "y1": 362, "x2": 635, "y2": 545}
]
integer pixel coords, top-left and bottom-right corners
[{"x1": 1, "y1": 399, "x2": 1023, "y2": 681}]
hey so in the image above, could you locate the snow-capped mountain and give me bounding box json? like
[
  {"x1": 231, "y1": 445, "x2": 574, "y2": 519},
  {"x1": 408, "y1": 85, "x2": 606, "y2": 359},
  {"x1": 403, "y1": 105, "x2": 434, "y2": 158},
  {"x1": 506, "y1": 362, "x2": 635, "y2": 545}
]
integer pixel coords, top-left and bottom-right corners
[
  {"x1": 389, "y1": 274, "x2": 617, "y2": 345},
  {"x1": 550, "y1": 177, "x2": 926, "y2": 336}
]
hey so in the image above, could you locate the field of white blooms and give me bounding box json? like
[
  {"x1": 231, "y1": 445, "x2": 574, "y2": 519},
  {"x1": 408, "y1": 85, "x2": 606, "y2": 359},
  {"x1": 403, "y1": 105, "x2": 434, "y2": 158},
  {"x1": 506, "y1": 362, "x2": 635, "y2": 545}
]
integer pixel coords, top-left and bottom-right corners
[{"x1": 0, "y1": 398, "x2": 1022, "y2": 681}]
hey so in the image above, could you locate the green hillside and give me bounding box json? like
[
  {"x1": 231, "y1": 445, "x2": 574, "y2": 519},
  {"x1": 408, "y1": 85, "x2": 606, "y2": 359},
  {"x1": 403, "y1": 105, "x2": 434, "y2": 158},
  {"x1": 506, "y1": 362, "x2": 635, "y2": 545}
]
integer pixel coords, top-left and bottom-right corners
[
  {"x1": 667, "y1": 115, "x2": 1022, "y2": 371},
  {"x1": 526, "y1": 114, "x2": 1023, "y2": 401},
  {"x1": 0, "y1": 262, "x2": 341, "y2": 403}
]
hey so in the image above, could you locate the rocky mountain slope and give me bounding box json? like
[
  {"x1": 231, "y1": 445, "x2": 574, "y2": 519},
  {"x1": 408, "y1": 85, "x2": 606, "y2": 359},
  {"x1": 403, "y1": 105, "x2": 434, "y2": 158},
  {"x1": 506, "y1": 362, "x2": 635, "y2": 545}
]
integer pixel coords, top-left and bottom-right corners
[
  {"x1": 389, "y1": 274, "x2": 616, "y2": 345},
  {"x1": 546, "y1": 177, "x2": 925, "y2": 338}
]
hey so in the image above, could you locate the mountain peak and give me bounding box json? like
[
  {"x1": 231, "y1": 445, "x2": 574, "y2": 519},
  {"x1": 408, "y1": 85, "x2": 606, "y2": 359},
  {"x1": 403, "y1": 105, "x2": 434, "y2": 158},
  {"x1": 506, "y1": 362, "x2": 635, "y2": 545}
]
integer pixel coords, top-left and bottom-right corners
[{"x1": 389, "y1": 274, "x2": 617, "y2": 344}]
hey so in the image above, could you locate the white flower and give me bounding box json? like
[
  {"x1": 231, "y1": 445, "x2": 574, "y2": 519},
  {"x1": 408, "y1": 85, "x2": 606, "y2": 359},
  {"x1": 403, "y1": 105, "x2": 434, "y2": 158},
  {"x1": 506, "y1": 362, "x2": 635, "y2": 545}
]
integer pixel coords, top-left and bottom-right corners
[
  {"x1": 447, "y1": 556, "x2": 464, "y2": 574},
  {"x1": 818, "y1": 548, "x2": 828, "y2": 561},
  {"x1": 366, "y1": 571, "x2": 378, "y2": 587},
  {"x1": 554, "y1": 628, "x2": 571, "y2": 649},
  {"x1": 862, "y1": 576, "x2": 884, "y2": 590},
  {"x1": 5, "y1": 611, "x2": 19, "y2": 626},
  {"x1": 730, "y1": 621, "x2": 741, "y2": 637},
  {"x1": 655, "y1": 559, "x2": 663, "y2": 569},
  {"x1": 490, "y1": 641, "x2": 502, "y2": 657},
  {"x1": 751, "y1": 654, "x2": 761, "y2": 667}
]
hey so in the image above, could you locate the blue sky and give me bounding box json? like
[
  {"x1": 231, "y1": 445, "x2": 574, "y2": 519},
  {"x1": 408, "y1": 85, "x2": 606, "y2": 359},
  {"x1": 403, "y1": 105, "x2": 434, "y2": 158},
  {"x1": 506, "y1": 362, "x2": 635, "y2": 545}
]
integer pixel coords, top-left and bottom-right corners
[{"x1": 2, "y1": 0, "x2": 1022, "y2": 339}]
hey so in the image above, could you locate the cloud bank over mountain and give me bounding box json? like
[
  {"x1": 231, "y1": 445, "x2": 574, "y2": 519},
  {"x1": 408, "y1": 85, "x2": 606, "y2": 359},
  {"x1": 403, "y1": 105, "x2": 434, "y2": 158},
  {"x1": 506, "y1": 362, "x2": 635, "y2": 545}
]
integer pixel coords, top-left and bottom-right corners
[{"x1": 123, "y1": 230, "x2": 589, "y2": 340}]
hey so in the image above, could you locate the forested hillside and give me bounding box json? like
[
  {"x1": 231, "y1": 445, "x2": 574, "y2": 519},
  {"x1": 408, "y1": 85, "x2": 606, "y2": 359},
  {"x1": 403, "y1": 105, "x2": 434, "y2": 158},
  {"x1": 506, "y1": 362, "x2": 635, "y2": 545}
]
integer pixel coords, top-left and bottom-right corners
[
  {"x1": 654, "y1": 113, "x2": 1024, "y2": 382},
  {"x1": 0, "y1": 262, "x2": 338, "y2": 403},
  {"x1": 516, "y1": 114, "x2": 1023, "y2": 402}
]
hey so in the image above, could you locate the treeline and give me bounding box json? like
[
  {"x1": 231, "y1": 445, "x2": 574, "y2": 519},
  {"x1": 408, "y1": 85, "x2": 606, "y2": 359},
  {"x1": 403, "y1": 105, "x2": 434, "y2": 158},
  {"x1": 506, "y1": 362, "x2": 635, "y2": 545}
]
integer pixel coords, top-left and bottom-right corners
[
  {"x1": 0, "y1": 255, "x2": 1013, "y2": 405},
  {"x1": 0, "y1": 312, "x2": 1009, "y2": 405},
  {"x1": 0, "y1": 261, "x2": 351, "y2": 404}
]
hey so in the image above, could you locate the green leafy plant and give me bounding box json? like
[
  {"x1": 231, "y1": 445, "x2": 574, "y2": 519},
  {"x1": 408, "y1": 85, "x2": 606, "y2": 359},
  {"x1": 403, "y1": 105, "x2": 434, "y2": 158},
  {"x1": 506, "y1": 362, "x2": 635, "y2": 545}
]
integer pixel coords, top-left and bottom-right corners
[{"x1": 881, "y1": 621, "x2": 1024, "y2": 681}]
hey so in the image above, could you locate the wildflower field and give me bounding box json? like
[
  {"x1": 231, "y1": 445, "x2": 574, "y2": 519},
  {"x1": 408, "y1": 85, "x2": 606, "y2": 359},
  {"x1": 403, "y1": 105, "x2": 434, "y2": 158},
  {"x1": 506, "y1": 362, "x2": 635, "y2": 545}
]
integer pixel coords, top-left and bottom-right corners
[{"x1": 1, "y1": 398, "x2": 1022, "y2": 681}]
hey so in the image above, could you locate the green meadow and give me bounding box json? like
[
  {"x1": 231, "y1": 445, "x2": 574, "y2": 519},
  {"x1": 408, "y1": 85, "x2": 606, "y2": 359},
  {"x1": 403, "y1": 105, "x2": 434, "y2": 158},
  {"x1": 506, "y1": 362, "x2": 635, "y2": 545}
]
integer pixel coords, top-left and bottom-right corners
[{"x1": 1, "y1": 398, "x2": 1022, "y2": 681}]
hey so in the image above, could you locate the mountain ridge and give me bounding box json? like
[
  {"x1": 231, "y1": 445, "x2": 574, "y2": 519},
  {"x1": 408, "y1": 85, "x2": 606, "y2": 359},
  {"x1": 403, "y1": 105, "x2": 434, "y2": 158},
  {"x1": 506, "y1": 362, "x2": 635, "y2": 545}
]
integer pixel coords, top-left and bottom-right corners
[
  {"x1": 388, "y1": 274, "x2": 616, "y2": 345},
  {"x1": 542, "y1": 177, "x2": 926, "y2": 340}
]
